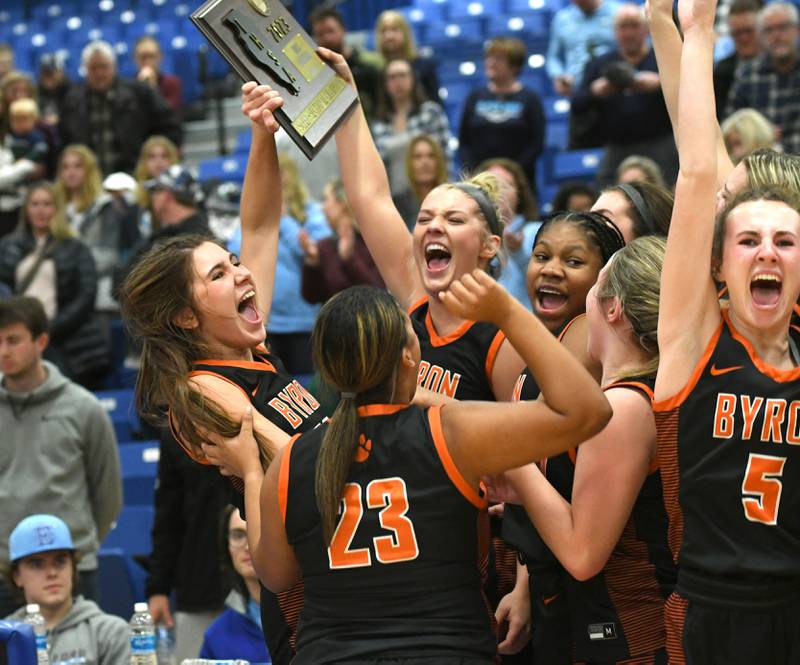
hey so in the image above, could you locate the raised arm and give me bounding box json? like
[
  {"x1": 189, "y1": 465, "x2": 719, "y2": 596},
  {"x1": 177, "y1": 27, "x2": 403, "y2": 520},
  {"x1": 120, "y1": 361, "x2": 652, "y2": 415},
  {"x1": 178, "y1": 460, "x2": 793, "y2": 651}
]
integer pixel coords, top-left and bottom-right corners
[
  {"x1": 657, "y1": 0, "x2": 722, "y2": 399},
  {"x1": 647, "y1": 0, "x2": 734, "y2": 186},
  {"x1": 239, "y1": 82, "x2": 284, "y2": 322},
  {"x1": 439, "y1": 271, "x2": 612, "y2": 485},
  {"x1": 319, "y1": 47, "x2": 423, "y2": 307},
  {"x1": 506, "y1": 387, "x2": 655, "y2": 580}
]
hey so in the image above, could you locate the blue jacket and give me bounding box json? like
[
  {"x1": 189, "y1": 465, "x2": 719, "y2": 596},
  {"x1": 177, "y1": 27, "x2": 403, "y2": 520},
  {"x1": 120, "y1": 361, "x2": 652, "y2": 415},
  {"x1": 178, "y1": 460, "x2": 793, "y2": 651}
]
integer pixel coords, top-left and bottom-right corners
[
  {"x1": 228, "y1": 201, "x2": 331, "y2": 334},
  {"x1": 199, "y1": 591, "x2": 270, "y2": 664}
]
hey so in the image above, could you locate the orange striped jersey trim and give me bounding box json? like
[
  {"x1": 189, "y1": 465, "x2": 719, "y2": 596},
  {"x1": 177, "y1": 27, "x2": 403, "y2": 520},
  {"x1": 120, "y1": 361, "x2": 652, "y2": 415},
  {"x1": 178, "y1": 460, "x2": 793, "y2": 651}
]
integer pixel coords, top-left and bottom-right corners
[
  {"x1": 428, "y1": 405, "x2": 487, "y2": 509},
  {"x1": 278, "y1": 434, "x2": 300, "y2": 525}
]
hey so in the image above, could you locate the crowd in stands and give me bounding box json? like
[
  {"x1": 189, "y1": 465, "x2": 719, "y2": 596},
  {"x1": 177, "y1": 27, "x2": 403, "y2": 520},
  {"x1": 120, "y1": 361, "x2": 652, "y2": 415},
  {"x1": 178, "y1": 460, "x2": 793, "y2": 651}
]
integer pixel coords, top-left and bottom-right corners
[{"x1": 0, "y1": 0, "x2": 799, "y2": 662}]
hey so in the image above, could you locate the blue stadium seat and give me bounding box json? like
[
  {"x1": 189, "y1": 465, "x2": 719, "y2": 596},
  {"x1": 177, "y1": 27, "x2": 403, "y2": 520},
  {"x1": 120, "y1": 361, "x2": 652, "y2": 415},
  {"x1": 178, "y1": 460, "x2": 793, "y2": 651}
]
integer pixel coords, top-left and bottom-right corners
[
  {"x1": 97, "y1": 548, "x2": 147, "y2": 619},
  {"x1": 545, "y1": 119, "x2": 568, "y2": 150},
  {"x1": 95, "y1": 388, "x2": 141, "y2": 441},
  {"x1": 199, "y1": 155, "x2": 247, "y2": 183},
  {"x1": 0, "y1": 621, "x2": 37, "y2": 665},
  {"x1": 103, "y1": 505, "x2": 154, "y2": 556},
  {"x1": 119, "y1": 441, "x2": 160, "y2": 505},
  {"x1": 487, "y1": 12, "x2": 549, "y2": 40},
  {"x1": 552, "y1": 148, "x2": 605, "y2": 183},
  {"x1": 448, "y1": 0, "x2": 505, "y2": 19},
  {"x1": 235, "y1": 128, "x2": 252, "y2": 155}
]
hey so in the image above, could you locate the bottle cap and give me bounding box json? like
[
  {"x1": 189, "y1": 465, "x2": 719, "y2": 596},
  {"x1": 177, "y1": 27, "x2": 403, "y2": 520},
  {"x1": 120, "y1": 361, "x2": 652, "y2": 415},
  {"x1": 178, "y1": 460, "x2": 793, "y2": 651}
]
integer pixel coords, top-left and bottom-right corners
[
  {"x1": 25, "y1": 603, "x2": 40, "y2": 613},
  {"x1": 134, "y1": 602, "x2": 149, "y2": 613}
]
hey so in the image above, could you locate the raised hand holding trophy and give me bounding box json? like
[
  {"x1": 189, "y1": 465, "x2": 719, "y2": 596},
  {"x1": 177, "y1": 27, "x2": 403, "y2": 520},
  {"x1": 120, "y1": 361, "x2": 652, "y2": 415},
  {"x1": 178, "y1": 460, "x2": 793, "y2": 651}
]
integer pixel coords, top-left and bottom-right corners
[{"x1": 191, "y1": 0, "x2": 358, "y2": 159}]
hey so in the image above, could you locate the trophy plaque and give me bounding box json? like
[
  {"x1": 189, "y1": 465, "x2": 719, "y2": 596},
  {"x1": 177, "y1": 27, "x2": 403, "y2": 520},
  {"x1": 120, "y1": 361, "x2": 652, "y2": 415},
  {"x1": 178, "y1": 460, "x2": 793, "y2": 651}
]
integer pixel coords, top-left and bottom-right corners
[{"x1": 191, "y1": 0, "x2": 358, "y2": 159}]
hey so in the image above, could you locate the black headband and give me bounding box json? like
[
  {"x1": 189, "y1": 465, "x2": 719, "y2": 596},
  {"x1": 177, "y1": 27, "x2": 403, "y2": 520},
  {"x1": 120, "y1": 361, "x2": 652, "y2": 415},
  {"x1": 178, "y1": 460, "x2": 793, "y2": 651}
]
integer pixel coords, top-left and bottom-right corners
[
  {"x1": 453, "y1": 183, "x2": 502, "y2": 237},
  {"x1": 616, "y1": 183, "x2": 656, "y2": 236}
]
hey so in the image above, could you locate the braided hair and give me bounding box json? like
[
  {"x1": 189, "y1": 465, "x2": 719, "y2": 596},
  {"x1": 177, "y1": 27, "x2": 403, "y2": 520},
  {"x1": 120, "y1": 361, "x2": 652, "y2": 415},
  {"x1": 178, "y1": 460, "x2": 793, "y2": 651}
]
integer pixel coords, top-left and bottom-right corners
[{"x1": 533, "y1": 210, "x2": 626, "y2": 265}]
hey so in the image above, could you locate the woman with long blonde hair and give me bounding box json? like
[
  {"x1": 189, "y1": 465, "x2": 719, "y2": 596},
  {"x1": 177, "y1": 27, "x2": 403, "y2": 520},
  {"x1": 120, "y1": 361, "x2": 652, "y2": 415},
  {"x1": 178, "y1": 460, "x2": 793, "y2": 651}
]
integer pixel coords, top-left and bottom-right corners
[
  {"x1": 374, "y1": 10, "x2": 440, "y2": 103},
  {"x1": 133, "y1": 135, "x2": 180, "y2": 233},
  {"x1": 54, "y1": 144, "x2": 103, "y2": 227},
  {"x1": 0, "y1": 182, "x2": 104, "y2": 385}
]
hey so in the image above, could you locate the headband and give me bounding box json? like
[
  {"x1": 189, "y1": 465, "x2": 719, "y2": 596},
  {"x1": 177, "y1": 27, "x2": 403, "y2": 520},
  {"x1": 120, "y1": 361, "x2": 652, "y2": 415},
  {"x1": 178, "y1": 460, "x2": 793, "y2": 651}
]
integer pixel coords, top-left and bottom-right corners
[
  {"x1": 453, "y1": 183, "x2": 502, "y2": 237},
  {"x1": 616, "y1": 183, "x2": 656, "y2": 236}
]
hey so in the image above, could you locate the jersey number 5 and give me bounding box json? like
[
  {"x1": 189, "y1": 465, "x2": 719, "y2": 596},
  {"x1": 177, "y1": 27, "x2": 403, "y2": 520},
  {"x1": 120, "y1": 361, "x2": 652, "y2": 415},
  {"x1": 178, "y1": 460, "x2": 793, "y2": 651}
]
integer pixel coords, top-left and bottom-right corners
[
  {"x1": 741, "y1": 453, "x2": 786, "y2": 526},
  {"x1": 328, "y1": 477, "x2": 420, "y2": 569}
]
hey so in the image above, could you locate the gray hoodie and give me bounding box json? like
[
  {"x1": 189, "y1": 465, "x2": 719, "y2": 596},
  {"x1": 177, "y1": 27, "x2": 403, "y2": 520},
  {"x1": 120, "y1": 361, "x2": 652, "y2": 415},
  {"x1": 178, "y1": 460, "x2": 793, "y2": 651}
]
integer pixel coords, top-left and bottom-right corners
[
  {"x1": 8, "y1": 596, "x2": 130, "y2": 664},
  {"x1": 0, "y1": 361, "x2": 123, "y2": 570}
]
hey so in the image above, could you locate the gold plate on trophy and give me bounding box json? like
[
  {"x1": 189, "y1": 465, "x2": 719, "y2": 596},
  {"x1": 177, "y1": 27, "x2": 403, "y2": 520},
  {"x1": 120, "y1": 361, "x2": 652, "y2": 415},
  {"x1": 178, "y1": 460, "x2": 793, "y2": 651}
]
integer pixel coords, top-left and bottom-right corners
[
  {"x1": 284, "y1": 34, "x2": 325, "y2": 82},
  {"x1": 246, "y1": 0, "x2": 270, "y2": 16}
]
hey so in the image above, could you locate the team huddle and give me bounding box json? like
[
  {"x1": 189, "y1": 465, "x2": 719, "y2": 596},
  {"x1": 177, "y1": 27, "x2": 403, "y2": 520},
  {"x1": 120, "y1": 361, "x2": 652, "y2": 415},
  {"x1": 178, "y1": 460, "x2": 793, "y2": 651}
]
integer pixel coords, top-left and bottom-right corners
[{"x1": 117, "y1": 0, "x2": 800, "y2": 662}]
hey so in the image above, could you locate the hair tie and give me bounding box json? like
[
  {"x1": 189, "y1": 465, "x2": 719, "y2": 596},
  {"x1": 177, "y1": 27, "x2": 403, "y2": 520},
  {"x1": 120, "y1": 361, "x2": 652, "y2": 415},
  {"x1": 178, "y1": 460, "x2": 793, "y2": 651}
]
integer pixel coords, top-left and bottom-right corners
[{"x1": 341, "y1": 392, "x2": 357, "y2": 399}]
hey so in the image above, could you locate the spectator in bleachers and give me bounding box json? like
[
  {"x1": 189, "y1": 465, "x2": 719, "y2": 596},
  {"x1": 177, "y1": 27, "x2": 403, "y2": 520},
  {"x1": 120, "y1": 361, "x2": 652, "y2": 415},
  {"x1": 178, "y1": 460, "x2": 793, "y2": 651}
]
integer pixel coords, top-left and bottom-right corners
[
  {"x1": 721, "y1": 108, "x2": 779, "y2": 164},
  {"x1": 118, "y1": 164, "x2": 208, "y2": 290},
  {"x1": 392, "y1": 134, "x2": 449, "y2": 229},
  {"x1": 0, "y1": 132, "x2": 39, "y2": 239},
  {"x1": 726, "y1": 3, "x2": 800, "y2": 154},
  {"x1": 375, "y1": 10, "x2": 441, "y2": 104},
  {"x1": 713, "y1": 0, "x2": 762, "y2": 119},
  {"x1": 0, "y1": 44, "x2": 14, "y2": 82},
  {"x1": 459, "y1": 37, "x2": 545, "y2": 194},
  {"x1": 552, "y1": 182, "x2": 598, "y2": 211},
  {"x1": 198, "y1": 506, "x2": 270, "y2": 664},
  {"x1": 133, "y1": 135, "x2": 180, "y2": 237},
  {"x1": 6, "y1": 99, "x2": 48, "y2": 167},
  {"x1": 228, "y1": 154, "x2": 329, "y2": 376},
  {"x1": 0, "y1": 297, "x2": 122, "y2": 616},
  {"x1": 300, "y1": 177, "x2": 385, "y2": 305},
  {"x1": 571, "y1": 4, "x2": 678, "y2": 186},
  {"x1": 60, "y1": 40, "x2": 182, "y2": 175},
  {"x1": 37, "y1": 53, "x2": 71, "y2": 128},
  {"x1": 310, "y1": 7, "x2": 382, "y2": 121},
  {"x1": 0, "y1": 71, "x2": 58, "y2": 178},
  {"x1": 4, "y1": 514, "x2": 130, "y2": 663},
  {"x1": 134, "y1": 36, "x2": 183, "y2": 113},
  {"x1": 78, "y1": 171, "x2": 142, "y2": 318},
  {"x1": 55, "y1": 144, "x2": 103, "y2": 229},
  {"x1": 546, "y1": 0, "x2": 620, "y2": 98},
  {"x1": 0, "y1": 182, "x2": 109, "y2": 386},
  {"x1": 480, "y1": 157, "x2": 541, "y2": 310},
  {"x1": 615, "y1": 154, "x2": 666, "y2": 187},
  {"x1": 371, "y1": 59, "x2": 451, "y2": 196},
  {"x1": 147, "y1": 430, "x2": 229, "y2": 663}
]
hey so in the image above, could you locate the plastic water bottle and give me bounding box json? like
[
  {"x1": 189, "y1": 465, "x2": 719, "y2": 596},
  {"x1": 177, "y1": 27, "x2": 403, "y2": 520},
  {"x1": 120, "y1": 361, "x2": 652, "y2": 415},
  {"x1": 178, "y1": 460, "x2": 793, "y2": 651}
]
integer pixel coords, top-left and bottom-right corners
[
  {"x1": 24, "y1": 603, "x2": 49, "y2": 665},
  {"x1": 156, "y1": 624, "x2": 175, "y2": 665},
  {"x1": 130, "y1": 602, "x2": 157, "y2": 665}
]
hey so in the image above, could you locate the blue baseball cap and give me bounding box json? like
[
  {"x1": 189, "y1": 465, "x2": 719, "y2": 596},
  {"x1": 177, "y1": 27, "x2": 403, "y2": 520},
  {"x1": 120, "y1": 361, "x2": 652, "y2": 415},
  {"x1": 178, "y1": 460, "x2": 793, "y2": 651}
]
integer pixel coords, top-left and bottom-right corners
[{"x1": 9, "y1": 515, "x2": 75, "y2": 562}]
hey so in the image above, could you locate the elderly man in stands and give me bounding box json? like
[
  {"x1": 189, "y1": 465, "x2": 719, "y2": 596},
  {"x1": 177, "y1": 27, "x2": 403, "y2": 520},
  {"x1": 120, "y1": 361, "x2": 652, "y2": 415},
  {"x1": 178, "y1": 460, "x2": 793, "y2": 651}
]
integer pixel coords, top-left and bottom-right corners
[
  {"x1": 571, "y1": 3, "x2": 677, "y2": 186},
  {"x1": 59, "y1": 40, "x2": 182, "y2": 175},
  {"x1": 726, "y1": 2, "x2": 800, "y2": 154},
  {"x1": 713, "y1": 0, "x2": 762, "y2": 118}
]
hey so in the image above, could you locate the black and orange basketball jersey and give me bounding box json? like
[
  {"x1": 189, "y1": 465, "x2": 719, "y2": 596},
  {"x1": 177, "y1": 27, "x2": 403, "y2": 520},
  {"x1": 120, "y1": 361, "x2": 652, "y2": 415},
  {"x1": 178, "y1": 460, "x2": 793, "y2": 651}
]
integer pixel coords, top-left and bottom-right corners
[
  {"x1": 170, "y1": 347, "x2": 326, "y2": 665},
  {"x1": 409, "y1": 296, "x2": 505, "y2": 400},
  {"x1": 280, "y1": 404, "x2": 495, "y2": 664},
  {"x1": 655, "y1": 310, "x2": 800, "y2": 598},
  {"x1": 509, "y1": 372, "x2": 676, "y2": 661}
]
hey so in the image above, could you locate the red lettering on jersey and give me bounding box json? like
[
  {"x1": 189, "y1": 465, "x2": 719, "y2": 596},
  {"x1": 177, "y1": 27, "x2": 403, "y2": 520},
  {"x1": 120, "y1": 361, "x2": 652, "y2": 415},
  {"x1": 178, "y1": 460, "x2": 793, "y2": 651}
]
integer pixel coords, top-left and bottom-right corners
[
  {"x1": 788, "y1": 402, "x2": 800, "y2": 445},
  {"x1": 285, "y1": 382, "x2": 313, "y2": 416},
  {"x1": 416, "y1": 361, "x2": 461, "y2": 397},
  {"x1": 268, "y1": 397, "x2": 303, "y2": 428},
  {"x1": 440, "y1": 371, "x2": 460, "y2": 398},
  {"x1": 740, "y1": 395, "x2": 765, "y2": 440},
  {"x1": 417, "y1": 361, "x2": 431, "y2": 386},
  {"x1": 713, "y1": 393, "x2": 736, "y2": 439},
  {"x1": 761, "y1": 399, "x2": 787, "y2": 443},
  {"x1": 425, "y1": 365, "x2": 443, "y2": 392},
  {"x1": 294, "y1": 380, "x2": 320, "y2": 410},
  {"x1": 512, "y1": 374, "x2": 526, "y2": 403}
]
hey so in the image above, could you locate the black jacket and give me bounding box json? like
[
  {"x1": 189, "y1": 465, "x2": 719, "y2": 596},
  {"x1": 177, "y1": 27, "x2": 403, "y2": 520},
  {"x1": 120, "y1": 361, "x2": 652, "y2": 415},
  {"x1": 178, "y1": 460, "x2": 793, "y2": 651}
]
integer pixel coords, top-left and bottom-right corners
[
  {"x1": 59, "y1": 78, "x2": 183, "y2": 174},
  {"x1": 0, "y1": 229, "x2": 97, "y2": 343},
  {"x1": 145, "y1": 429, "x2": 230, "y2": 611}
]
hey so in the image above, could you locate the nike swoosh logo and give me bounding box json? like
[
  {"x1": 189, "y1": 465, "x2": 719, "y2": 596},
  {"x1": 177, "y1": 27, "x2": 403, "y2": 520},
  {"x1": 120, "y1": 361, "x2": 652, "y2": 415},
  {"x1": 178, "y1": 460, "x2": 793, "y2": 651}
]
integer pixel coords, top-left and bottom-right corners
[
  {"x1": 543, "y1": 594, "x2": 559, "y2": 606},
  {"x1": 710, "y1": 364, "x2": 744, "y2": 376}
]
